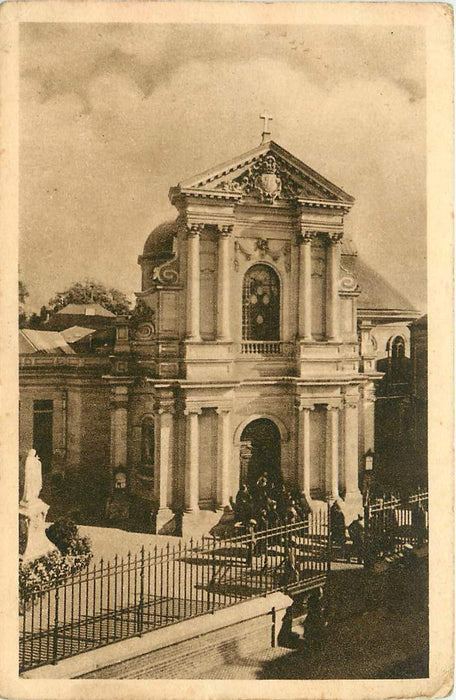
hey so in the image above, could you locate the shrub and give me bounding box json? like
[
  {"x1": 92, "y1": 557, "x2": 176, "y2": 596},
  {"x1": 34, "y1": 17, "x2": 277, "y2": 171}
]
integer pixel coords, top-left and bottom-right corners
[
  {"x1": 19, "y1": 527, "x2": 93, "y2": 610},
  {"x1": 46, "y1": 517, "x2": 78, "y2": 554}
]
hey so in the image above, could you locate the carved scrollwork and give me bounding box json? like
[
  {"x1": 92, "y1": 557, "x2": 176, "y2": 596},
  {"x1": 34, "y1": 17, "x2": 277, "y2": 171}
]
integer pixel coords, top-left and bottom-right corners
[
  {"x1": 130, "y1": 299, "x2": 156, "y2": 340},
  {"x1": 153, "y1": 256, "x2": 179, "y2": 285}
]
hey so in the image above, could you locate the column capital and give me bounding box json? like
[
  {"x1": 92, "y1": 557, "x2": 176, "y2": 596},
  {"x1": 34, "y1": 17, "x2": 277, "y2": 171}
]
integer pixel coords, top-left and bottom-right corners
[
  {"x1": 184, "y1": 405, "x2": 202, "y2": 416},
  {"x1": 326, "y1": 403, "x2": 342, "y2": 412},
  {"x1": 344, "y1": 400, "x2": 359, "y2": 410},
  {"x1": 218, "y1": 224, "x2": 234, "y2": 237},
  {"x1": 156, "y1": 402, "x2": 175, "y2": 415},
  {"x1": 186, "y1": 222, "x2": 204, "y2": 238},
  {"x1": 296, "y1": 400, "x2": 315, "y2": 412},
  {"x1": 328, "y1": 230, "x2": 343, "y2": 244},
  {"x1": 215, "y1": 406, "x2": 232, "y2": 415},
  {"x1": 297, "y1": 229, "x2": 316, "y2": 245}
]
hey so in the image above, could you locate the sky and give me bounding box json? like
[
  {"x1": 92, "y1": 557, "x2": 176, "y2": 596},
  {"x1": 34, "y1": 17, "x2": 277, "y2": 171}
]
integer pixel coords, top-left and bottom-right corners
[{"x1": 20, "y1": 22, "x2": 426, "y2": 313}]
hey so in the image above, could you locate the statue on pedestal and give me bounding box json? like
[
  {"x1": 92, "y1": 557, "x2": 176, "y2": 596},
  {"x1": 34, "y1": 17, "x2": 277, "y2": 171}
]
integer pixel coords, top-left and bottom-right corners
[{"x1": 19, "y1": 449, "x2": 57, "y2": 563}]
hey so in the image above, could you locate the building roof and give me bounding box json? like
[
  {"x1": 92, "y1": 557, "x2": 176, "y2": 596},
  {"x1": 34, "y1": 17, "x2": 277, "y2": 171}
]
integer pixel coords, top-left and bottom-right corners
[
  {"x1": 60, "y1": 326, "x2": 97, "y2": 343},
  {"x1": 356, "y1": 258, "x2": 416, "y2": 312},
  {"x1": 20, "y1": 329, "x2": 76, "y2": 355},
  {"x1": 55, "y1": 303, "x2": 116, "y2": 318},
  {"x1": 409, "y1": 314, "x2": 428, "y2": 328},
  {"x1": 142, "y1": 220, "x2": 178, "y2": 259}
]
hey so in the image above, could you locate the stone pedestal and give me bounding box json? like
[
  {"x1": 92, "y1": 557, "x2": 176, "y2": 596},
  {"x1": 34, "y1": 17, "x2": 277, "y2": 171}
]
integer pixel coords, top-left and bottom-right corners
[{"x1": 19, "y1": 498, "x2": 57, "y2": 563}]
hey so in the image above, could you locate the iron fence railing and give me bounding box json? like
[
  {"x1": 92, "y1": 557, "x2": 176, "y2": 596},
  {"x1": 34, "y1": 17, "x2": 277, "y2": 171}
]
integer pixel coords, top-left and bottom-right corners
[
  {"x1": 20, "y1": 513, "x2": 329, "y2": 673},
  {"x1": 364, "y1": 489, "x2": 428, "y2": 559}
]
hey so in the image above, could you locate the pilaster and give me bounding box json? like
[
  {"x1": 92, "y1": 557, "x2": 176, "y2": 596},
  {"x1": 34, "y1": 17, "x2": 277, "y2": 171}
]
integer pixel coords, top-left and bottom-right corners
[
  {"x1": 109, "y1": 385, "x2": 129, "y2": 471},
  {"x1": 186, "y1": 223, "x2": 203, "y2": 342},
  {"x1": 216, "y1": 407, "x2": 232, "y2": 509},
  {"x1": 297, "y1": 229, "x2": 314, "y2": 342},
  {"x1": 326, "y1": 232, "x2": 343, "y2": 342},
  {"x1": 326, "y1": 404, "x2": 341, "y2": 501},
  {"x1": 184, "y1": 405, "x2": 202, "y2": 512},
  {"x1": 216, "y1": 224, "x2": 233, "y2": 342}
]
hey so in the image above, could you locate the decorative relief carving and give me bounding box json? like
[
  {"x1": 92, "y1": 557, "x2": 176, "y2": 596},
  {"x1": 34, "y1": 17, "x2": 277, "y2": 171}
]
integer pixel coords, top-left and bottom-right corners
[
  {"x1": 213, "y1": 152, "x2": 340, "y2": 204},
  {"x1": 130, "y1": 299, "x2": 156, "y2": 340},
  {"x1": 153, "y1": 256, "x2": 179, "y2": 285},
  {"x1": 234, "y1": 238, "x2": 291, "y2": 272},
  {"x1": 339, "y1": 261, "x2": 358, "y2": 292}
]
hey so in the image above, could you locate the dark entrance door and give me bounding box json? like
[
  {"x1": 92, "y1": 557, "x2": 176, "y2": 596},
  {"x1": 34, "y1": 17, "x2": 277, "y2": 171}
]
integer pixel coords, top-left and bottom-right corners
[
  {"x1": 240, "y1": 418, "x2": 281, "y2": 488},
  {"x1": 33, "y1": 400, "x2": 53, "y2": 473}
]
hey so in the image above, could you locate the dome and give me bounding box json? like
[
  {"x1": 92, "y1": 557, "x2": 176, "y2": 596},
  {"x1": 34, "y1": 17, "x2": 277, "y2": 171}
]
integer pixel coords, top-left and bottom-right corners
[{"x1": 142, "y1": 220, "x2": 178, "y2": 259}]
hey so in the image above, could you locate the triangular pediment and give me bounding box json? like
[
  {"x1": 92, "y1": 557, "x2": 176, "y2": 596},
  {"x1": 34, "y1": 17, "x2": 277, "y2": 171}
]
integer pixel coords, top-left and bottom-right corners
[{"x1": 176, "y1": 141, "x2": 354, "y2": 206}]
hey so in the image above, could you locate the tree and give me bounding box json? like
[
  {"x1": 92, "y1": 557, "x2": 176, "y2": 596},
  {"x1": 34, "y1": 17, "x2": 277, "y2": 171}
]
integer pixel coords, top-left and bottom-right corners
[
  {"x1": 48, "y1": 279, "x2": 131, "y2": 316},
  {"x1": 19, "y1": 279, "x2": 29, "y2": 328}
]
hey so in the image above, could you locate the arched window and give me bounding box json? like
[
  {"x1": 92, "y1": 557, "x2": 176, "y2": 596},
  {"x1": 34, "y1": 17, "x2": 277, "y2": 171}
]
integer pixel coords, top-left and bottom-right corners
[
  {"x1": 391, "y1": 336, "x2": 405, "y2": 359},
  {"x1": 242, "y1": 264, "x2": 280, "y2": 341},
  {"x1": 141, "y1": 417, "x2": 155, "y2": 465}
]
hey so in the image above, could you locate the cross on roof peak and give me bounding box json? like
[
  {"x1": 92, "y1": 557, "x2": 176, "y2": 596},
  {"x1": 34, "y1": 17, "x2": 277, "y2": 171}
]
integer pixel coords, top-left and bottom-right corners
[{"x1": 260, "y1": 113, "x2": 273, "y2": 143}]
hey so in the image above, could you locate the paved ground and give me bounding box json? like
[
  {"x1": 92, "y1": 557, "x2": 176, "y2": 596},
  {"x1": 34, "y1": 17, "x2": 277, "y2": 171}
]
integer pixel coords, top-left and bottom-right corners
[
  {"x1": 78, "y1": 525, "x2": 178, "y2": 563},
  {"x1": 196, "y1": 554, "x2": 429, "y2": 680}
]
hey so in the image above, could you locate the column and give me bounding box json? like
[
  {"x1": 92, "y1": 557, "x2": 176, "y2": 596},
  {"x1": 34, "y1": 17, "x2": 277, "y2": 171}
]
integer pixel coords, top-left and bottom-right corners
[
  {"x1": 184, "y1": 407, "x2": 201, "y2": 512},
  {"x1": 109, "y1": 386, "x2": 129, "y2": 469},
  {"x1": 298, "y1": 231, "x2": 313, "y2": 341},
  {"x1": 326, "y1": 232, "x2": 342, "y2": 342},
  {"x1": 344, "y1": 399, "x2": 359, "y2": 496},
  {"x1": 297, "y1": 403, "x2": 314, "y2": 497},
  {"x1": 216, "y1": 408, "x2": 231, "y2": 508},
  {"x1": 154, "y1": 406, "x2": 174, "y2": 512},
  {"x1": 186, "y1": 223, "x2": 203, "y2": 341},
  {"x1": 326, "y1": 405, "x2": 340, "y2": 500},
  {"x1": 216, "y1": 225, "x2": 233, "y2": 342}
]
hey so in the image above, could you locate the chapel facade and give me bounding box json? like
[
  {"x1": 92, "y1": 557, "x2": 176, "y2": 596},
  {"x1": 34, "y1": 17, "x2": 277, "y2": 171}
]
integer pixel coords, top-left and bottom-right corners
[
  {"x1": 108, "y1": 138, "x2": 393, "y2": 535},
  {"x1": 19, "y1": 137, "x2": 422, "y2": 536}
]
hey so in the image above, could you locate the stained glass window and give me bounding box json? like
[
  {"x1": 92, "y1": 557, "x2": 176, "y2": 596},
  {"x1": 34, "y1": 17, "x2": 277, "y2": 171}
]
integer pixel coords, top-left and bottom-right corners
[{"x1": 242, "y1": 264, "x2": 280, "y2": 340}]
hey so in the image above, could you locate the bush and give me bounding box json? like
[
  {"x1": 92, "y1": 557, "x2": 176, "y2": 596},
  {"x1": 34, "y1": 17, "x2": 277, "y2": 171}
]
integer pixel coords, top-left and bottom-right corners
[
  {"x1": 20, "y1": 520, "x2": 93, "y2": 610},
  {"x1": 46, "y1": 517, "x2": 78, "y2": 554}
]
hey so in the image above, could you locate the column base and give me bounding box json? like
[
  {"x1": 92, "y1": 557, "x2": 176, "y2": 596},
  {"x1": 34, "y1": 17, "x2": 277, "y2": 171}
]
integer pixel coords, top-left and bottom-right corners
[
  {"x1": 154, "y1": 507, "x2": 175, "y2": 535},
  {"x1": 341, "y1": 490, "x2": 363, "y2": 523}
]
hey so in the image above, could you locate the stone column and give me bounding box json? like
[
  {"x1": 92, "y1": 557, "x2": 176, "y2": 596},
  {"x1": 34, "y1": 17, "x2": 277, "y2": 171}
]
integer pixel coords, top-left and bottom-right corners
[
  {"x1": 326, "y1": 405, "x2": 340, "y2": 500},
  {"x1": 298, "y1": 231, "x2": 313, "y2": 341},
  {"x1": 216, "y1": 408, "x2": 231, "y2": 508},
  {"x1": 297, "y1": 403, "x2": 314, "y2": 497},
  {"x1": 326, "y1": 232, "x2": 342, "y2": 342},
  {"x1": 216, "y1": 225, "x2": 233, "y2": 342},
  {"x1": 186, "y1": 223, "x2": 203, "y2": 342},
  {"x1": 184, "y1": 407, "x2": 201, "y2": 512},
  {"x1": 344, "y1": 398, "x2": 360, "y2": 498},
  {"x1": 154, "y1": 404, "x2": 174, "y2": 513},
  {"x1": 110, "y1": 386, "x2": 129, "y2": 470}
]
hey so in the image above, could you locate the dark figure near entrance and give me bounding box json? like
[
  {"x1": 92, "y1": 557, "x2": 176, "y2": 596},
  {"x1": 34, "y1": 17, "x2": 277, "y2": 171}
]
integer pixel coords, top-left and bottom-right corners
[
  {"x1": 330, "y1": 500, "x2": 346, "y2": 557},
  {"x1": 303, "y1": 588, "x2": 327, "y2": 654},
  {"x1": 348, "y1": 514, "x2": 365, "y2": 564},
  {"x1": 233, "y1": 483, "x2": 253, "y2": 525},
  {"x1": 412, "y1": 503, "x2": 427, "y2": 547}
]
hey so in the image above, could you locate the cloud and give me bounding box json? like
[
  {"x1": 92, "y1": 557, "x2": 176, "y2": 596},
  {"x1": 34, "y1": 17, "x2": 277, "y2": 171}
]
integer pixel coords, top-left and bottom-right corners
[{"x1": 19, "y1": 23, "x2": 426, "y2": 311}]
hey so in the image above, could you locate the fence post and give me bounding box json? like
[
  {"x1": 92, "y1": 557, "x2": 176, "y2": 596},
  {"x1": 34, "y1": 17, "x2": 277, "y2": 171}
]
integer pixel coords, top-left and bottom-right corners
[
  {"x1": 211, "y1": 536, "x2": 216, "y2": 614},
  {"x1": 52, "y1": 584, "x2": 60, "y2": 665},
  {"x1": 326, "y1": 502, "x2": 332, "y2": 572},
  {"x1": 138, "y1": 546, "x2": 145, "y2": 637},
  {"x1": 363, "y1": 500, "x2": 370, "y2": 569}
]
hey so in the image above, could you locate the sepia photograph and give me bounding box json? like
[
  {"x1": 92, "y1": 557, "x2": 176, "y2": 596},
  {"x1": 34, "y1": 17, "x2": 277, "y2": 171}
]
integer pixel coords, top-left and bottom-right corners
[{"x1": 0, "y1": 2, "x2": 453, "y2": 698}]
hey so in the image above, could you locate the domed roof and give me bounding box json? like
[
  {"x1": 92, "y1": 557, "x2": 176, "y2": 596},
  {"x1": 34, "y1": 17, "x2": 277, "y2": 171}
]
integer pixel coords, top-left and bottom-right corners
[
  {"x1": 142, "y1": 220, "x2": 178, "y2": 259},
  {"x1": 355, "y1": 258, "x2": 415, "y2": 312}
]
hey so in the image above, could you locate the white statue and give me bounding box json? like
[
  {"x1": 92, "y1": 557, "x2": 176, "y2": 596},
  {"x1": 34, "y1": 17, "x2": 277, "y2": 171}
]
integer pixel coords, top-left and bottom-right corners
[
  {"x1": 21, "y1": 448, "x2": 43, "y2": 504},
  {"x1": 19, "y1": 448, "x2": 57, "y2": 563}
]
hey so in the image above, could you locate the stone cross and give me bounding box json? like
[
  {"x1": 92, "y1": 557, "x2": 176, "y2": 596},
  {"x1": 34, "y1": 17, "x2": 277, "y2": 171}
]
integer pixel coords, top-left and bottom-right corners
[{"x1": 260, "y1": 113, "x2": 273, "y2": 142}]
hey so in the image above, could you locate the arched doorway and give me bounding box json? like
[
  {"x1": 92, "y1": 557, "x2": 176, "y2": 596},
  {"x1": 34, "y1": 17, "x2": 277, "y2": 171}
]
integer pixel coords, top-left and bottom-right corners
[{"x1": 240, "y1": 418, "x2": 281, "y2": 488}]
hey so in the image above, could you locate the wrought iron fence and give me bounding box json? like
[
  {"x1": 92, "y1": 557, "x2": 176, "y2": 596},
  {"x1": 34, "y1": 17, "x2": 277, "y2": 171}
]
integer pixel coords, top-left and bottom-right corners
[
  {"x1": 364, "y1": 488, "x2": 428, "y2": 560},
  {"x1": 20, "y1": 512, "x2": 329, "y2": 673}
]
